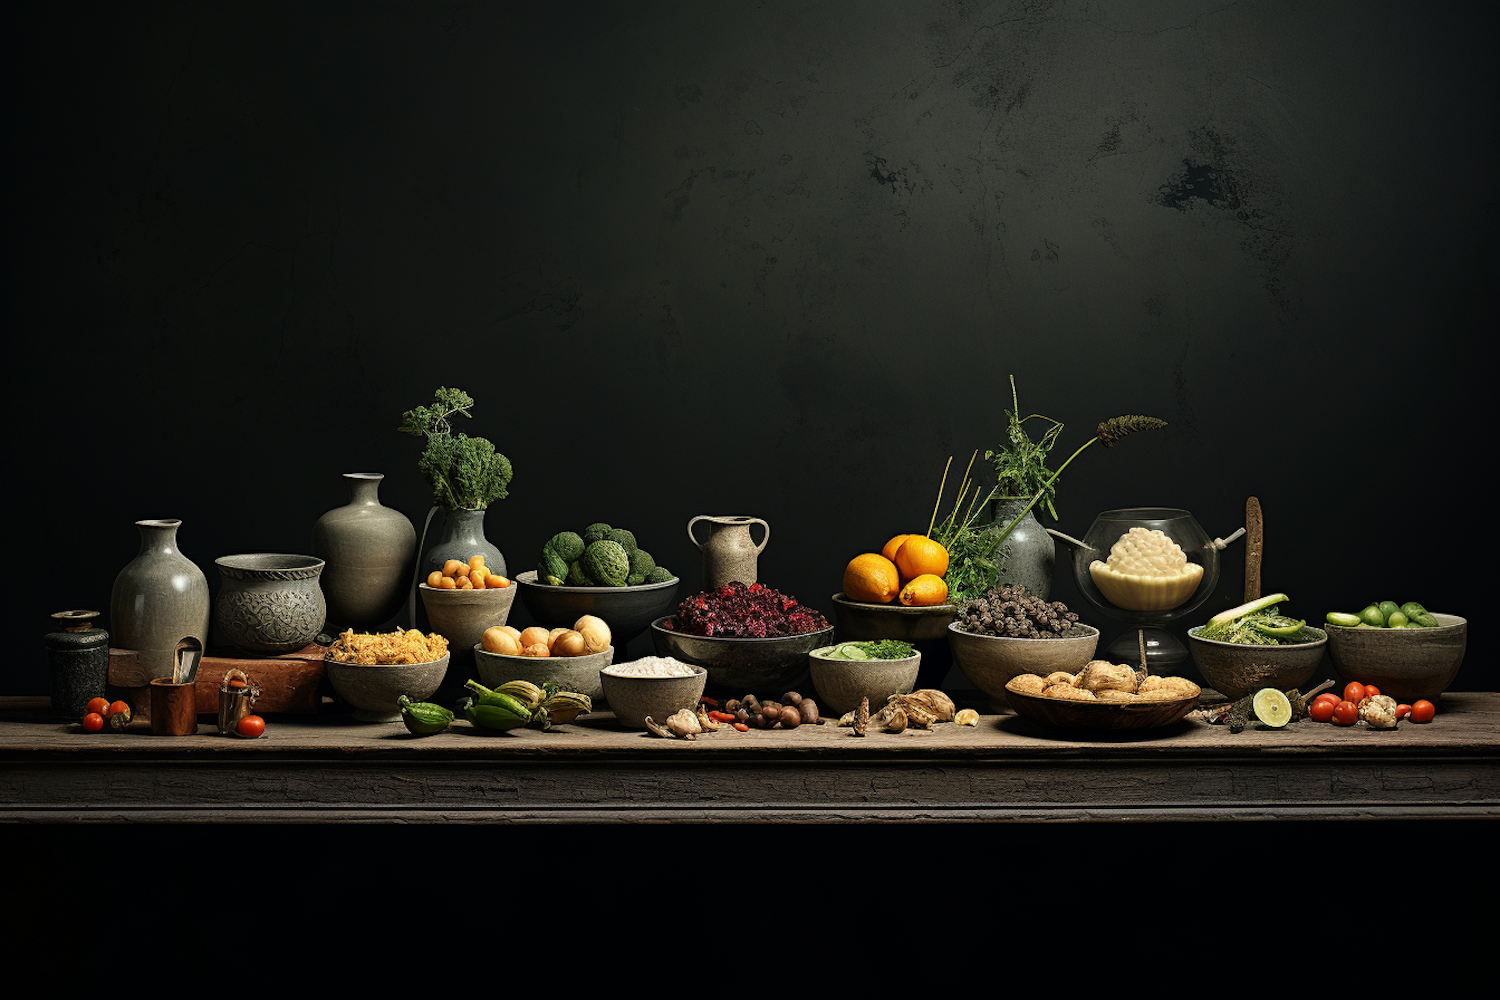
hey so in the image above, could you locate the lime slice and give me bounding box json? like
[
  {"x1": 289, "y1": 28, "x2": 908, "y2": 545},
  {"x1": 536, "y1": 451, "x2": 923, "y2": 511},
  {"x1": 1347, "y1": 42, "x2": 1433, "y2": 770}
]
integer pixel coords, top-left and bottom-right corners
[{"x1": 1253, "y1": 688, "x2": 1293, "y2": 728}]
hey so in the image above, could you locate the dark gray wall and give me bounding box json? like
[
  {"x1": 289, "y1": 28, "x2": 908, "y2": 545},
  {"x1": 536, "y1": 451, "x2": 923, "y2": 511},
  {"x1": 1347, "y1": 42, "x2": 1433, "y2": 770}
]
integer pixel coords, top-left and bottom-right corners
[{"x1": 12, "y1": 2, "x2": 1492, "y2": 695}]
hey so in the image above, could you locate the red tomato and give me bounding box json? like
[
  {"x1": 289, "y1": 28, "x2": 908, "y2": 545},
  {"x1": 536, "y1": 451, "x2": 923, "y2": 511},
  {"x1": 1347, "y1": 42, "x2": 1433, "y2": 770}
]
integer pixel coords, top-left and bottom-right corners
[
  {"x1": 1309, "y1": 699, "x2": 1336, "y2": 723},
  {"x1": 106, "y1": 700, "x2": 131, "y2": 718},
  {"x1": 82, "y1": 712, "x2": 105, "y2": 733},
  {"x1": 1312, "y1": 692, "x2": 1342, "y2": 709},
  {"x1": 1395, "y1": 704, "x2": 1412, "y2": 720},
  {"x1": 1410, "y1": 700, "x2": 1435, "y2": 724},
  {"x1": 1362, "y1": 684, "x2": 1381, "y2": 699},
  {"x1": 1332, "y1": 700, "x2": 1359, "y2": 726},
  {"x1": 85, "y1": 697, "x2": 110, "y2": 716},
  {"x1": 237, "y1": 715, "x2": 266, "y2": 738},
  {"x1": 1342, "y1": 682, "x2": 1367, "y2": 704}
]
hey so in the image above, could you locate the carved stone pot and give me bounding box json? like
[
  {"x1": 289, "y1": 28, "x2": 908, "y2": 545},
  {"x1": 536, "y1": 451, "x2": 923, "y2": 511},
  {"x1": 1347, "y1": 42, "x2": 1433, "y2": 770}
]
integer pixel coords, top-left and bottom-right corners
[{"x1": 214, "y1": 554, "x2": 327, "y2": 654}]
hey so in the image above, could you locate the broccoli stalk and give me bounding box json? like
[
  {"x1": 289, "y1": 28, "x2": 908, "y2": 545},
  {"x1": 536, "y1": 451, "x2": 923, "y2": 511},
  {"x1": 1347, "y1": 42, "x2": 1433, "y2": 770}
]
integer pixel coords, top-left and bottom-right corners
[{"x1": 399, "y1": 387, "x2": 513, "y2": 510}]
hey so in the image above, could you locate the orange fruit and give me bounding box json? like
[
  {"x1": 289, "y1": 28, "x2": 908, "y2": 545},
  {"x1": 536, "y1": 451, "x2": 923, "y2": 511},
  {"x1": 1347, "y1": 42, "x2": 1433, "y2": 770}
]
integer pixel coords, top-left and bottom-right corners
[
  {"x1": 894, "y1": 535, "x2": 949, "y2": 580},
  {"x1": 899, "y1": 573, "x2": 949, "y2": 607},
  {"x1": 881, "y1": 534, "x2": 912, "y2": 563},
  {"x1": 843, "y1": 552, "x2": 901, "y2": 604}
]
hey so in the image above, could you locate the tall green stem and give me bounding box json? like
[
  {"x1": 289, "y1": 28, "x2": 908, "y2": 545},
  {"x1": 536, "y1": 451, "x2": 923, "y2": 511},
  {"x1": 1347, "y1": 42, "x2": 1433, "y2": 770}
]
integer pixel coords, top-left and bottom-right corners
[{"x1": 991, "y1": 436, "x2": 1100, "y2": 550}]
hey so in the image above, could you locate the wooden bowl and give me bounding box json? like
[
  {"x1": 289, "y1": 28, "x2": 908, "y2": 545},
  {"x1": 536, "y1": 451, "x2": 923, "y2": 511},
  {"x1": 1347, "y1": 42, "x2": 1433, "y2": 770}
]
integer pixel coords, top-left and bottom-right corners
[
  {"x1": 1004, "y1": 683, "x2": 1199, "y2": 731},
  {"x1": 1325, "y1": 613, "x2": 1467, "y2": 702}
]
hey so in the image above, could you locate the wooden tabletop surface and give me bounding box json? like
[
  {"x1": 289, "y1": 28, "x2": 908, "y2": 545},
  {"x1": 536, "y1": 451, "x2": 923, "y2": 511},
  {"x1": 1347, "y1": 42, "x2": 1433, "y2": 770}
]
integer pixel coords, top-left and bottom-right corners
[{"x1": 4, "y1": 694, "x2": 1497, "y2": 824}]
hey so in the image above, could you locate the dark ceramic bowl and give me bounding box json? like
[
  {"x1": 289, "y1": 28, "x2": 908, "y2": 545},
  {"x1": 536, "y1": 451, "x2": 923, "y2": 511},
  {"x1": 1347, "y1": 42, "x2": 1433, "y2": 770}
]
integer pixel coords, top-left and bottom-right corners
[
  {"x1": 1186, "y1": 625, "x2": 1328, "y2": 700},
  {"x1": 515, "y1": 570, "x2": 679, "y2": 645},
  {"x1": 650, "y1": 616, "x2": 835, "y2": 697},
  {"x1": 324, "y1": 653, "x2": 450, "y2": 723},
  {"x1": 830, "y1": 592, "x2": 959, "y2": 642},
  {"x1": 214, "y1": 553, "x2": 327, "y2": 654},
  {"x1": 599, "y1": 663, "x2": 708, "y2": 730},
  {"x1": 472, "y1": 643, "x2": 614, "y2": 703},
  {"x1": 1324, "y1": 614, "x2": 1467, "y2": 702},
  {"x1": 948, "y1": 622, "x2": 1100, "y2": 705}
]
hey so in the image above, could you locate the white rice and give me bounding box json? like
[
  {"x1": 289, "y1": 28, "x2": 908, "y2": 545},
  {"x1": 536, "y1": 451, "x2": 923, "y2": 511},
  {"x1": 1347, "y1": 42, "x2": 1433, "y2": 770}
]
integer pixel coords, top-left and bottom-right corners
[{"x1": 601, "y1": 656, "x2": 700, "y2": 678}]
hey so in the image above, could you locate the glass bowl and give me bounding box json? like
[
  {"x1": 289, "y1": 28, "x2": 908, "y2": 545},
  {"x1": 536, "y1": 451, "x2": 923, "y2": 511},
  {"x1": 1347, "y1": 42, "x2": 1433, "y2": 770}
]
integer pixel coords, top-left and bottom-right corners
[{"x1": 1068, "y1": 508, "x2": 1220, "y2": 625}]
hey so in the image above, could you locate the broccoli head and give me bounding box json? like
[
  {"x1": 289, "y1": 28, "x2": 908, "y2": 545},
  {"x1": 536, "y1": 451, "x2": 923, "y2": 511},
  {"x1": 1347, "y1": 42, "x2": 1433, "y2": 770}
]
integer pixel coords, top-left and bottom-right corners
[
  {"x1": 582, "y1": 523, "x2": 612, "y2": 545},
  {"x1": 546, "y1": 531, "x2": 585, "y2": 563},
  {"x1": 581, "y1": 540, "x2": 630, "y2": 587}
]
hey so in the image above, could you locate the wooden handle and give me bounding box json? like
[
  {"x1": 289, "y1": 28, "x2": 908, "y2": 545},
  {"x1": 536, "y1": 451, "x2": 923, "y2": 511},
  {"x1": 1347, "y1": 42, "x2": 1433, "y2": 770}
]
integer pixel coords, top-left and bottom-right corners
[{"x1": 1244, "y1": 497, "x2": 1263, "y2": 603}]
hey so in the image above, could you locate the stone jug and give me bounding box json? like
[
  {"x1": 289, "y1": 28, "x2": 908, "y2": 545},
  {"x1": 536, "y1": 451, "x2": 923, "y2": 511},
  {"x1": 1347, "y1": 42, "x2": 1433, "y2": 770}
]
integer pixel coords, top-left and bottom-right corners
[
  {"x1": 986, "y1": 498, "x2": 1056, "y2": 599},
  {"x1": 110, "y1": 519, "x2": 212, "y2": 682},
  {"x1": 312, "y1": 472, "x2": 416, "y2": 630},
  {"x1": 687, "y1": 515, "x2": 769, "y2": 590}
]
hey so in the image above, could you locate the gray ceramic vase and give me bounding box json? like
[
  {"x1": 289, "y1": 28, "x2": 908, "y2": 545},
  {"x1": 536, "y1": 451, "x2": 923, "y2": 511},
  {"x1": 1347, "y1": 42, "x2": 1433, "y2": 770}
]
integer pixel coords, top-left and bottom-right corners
[
  {"x1": 214, "y1": 554, "x2": 327, "y2": 654},
  {"x1": 987, "y1": 498, "x2": 1056, "y2": 599},
  {"x1": 312, "y1": 472, "x2": 417, "y2": 630},
  {"x1": 110, "y1": 519, "x2": 212, "y2": 681},
  {"x1": 422, "y1": 507, "x2": 506, "y2": 580},
  {"x1": 45, "y1": 611, "x2": 110, "y2": 719}
]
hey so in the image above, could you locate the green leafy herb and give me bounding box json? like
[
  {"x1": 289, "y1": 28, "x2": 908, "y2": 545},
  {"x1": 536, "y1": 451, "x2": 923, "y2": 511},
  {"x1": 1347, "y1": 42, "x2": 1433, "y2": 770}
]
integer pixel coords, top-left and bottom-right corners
[
  {"x1": 399, "y1": 387, "x2": 513, "y2": 510},
  {"x1": 1198, "y1": 604, "x2": 1313, "y2": 645},
  {"x1": 853, "y1": 639, "x2": 915, "y2": 660}
]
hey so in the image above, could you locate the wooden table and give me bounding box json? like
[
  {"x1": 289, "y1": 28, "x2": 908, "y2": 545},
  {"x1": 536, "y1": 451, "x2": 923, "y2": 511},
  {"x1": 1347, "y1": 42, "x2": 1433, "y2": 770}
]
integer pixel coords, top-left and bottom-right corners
[{"x1": 4, "y1": 694, "x2": 1497, "y2": 825}]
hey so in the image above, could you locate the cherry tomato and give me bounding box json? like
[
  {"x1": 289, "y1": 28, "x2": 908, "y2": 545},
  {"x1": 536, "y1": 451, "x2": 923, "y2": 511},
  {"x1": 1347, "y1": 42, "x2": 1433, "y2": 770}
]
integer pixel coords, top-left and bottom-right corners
[
  {"x1": 237, "y1": 715, "x2": 266, "y2": 738},
  {"x1": 1410, "y1": 700, "x2": 1435, "y2": 724},
  {"x1": 1395, "y1": 704, "x2": 1412, "y2": 720},
  {"x1": 1361, "y1": 684, "x2": 1380, "y2": 699},
  {"x1": 82, "y1": 712, "x2": 105, "y2": 733},
  {"x1": 1309, "y1": 699, "x2": 1336, "y2": 723},
  {"x1": 1312, "y1": 692, "x2": 1342, "y2": 709},
  {"x1": 85, "y1": 697, "x2": 110, "y2": 716},
  {"x1": 1332, "y1": 700, "x2": 1359, "y2": 726},
  {"x1": 1342, "y1": 682, "x2": 1367, "y2": 704}
]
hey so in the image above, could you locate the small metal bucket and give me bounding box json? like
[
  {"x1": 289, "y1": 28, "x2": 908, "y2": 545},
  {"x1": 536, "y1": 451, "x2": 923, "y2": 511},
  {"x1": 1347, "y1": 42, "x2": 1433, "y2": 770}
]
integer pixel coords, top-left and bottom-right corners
[{"x1": 218, "y1": 668, "x2": 261, "y2": 736}]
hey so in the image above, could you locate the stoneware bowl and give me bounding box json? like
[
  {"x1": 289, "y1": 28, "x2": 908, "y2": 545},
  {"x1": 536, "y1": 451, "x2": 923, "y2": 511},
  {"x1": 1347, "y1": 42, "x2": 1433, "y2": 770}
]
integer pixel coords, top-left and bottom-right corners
[
  {"x1": 599, "y1": 663, "x2": 708, "y2": 730},
  {"x1": 473, "y1": 644, "x2": 614, "y2": 704},
  {"x1": 1325, "y1": 614, "x2": 1468, "y2": 703},
  {"x1": 214, "y1": 553, "x2": 327, "y2": 654},
  {"x1": 830, "y1": 593, "x2": 958, "y2": 642},
  {"x1": 1186, "y1": 625, "x2": 1328, "y2": 700},
  {"x1": 807, "y1": 646, "x2": 922, "y2": 716},
  {"x1": 324, "y1": 652, "x2": 450, "y2": 723},
  {"x1": 515, "y1": 570, "x2": 679, "y2": 647},
  {"x1": 948, "y1": 622, "x2": 1100, "y2": 706},
  {"x1": 418, "y1": 582, "x2": 517, "y2": 653},
  {"x1": 650, "y1": 616, "x2": 835, "y2": 697}
]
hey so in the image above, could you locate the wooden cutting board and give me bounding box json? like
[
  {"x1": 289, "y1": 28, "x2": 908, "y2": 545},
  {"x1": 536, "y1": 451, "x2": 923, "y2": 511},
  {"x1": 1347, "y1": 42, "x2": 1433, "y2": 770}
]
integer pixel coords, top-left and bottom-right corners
[{"x1": 108, "y1": 646, "x2": 326, "y2": 716}]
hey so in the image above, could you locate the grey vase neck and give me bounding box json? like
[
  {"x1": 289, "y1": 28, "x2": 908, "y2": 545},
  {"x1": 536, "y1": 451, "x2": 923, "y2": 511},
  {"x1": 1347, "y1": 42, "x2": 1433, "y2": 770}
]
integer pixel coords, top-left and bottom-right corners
[
  {"x1": 136, "y1": 519, "x2": 184, "y2": 557},
  {"x1": 344, "y1": 472, "x2": 385, "y2": 506}
]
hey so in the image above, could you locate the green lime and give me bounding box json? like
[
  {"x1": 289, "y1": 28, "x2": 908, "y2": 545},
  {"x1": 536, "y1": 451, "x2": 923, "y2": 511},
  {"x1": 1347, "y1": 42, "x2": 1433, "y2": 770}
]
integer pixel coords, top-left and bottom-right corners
[
  {"x1": 1386, "y1": 611, "x2": 1409, "y2": 627},
  {"x1": 1358, "y1": 605, "x2": 1387, "y2": 627},
  {"x1": 1252, "y1": 688, "x2": 1293, "y2": 728},
  {"x1": 1378, "y1": 601, "x2": 1402, "y2": 624},
  {"x1": 1326, "y1": 612, "x2": 1363, "y2": 628}
]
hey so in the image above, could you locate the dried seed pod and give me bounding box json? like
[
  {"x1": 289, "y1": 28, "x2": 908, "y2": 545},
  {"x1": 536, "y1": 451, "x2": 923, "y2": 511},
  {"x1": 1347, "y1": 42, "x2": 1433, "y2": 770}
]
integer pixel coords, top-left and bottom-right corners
[
  {"x1": 1075, "y1": 661, "x2": 1138, "y2": 695},
  {"x1": 884, "y1": 706, "x2": 908, "y2": 733},
  {"x1": 852, "y1": 697, "x2": 870, "y2": 736},
  {"x1": 696, "y1": 704, "x2": 720, "y2": 731},
  {"x1": 798, "y1": 699, "x2": 819, "y2": 725},
  {"x1": 902, "y1": 689, "x2": 956, "y2": 721},
  {"x1": 782, "y1": 691, "x2": 803, "y2": 706},
  {"x1": 954, "y1": 708, "x2": 980, "y2": 726}
]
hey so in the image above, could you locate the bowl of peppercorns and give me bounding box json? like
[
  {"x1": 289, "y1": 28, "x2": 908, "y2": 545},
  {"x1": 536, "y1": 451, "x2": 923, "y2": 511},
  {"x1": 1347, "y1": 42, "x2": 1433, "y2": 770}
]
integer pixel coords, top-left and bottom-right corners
[{"x1": 948, "y1": 585, "x2": 1099, "y2": 705}]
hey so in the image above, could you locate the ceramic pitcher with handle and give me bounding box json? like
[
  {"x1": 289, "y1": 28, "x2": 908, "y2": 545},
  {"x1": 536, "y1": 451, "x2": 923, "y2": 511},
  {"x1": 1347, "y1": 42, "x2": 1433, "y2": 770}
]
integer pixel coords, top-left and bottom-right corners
[{"x1": 687, "y1": 515, "x2": 770, "y2": 589}]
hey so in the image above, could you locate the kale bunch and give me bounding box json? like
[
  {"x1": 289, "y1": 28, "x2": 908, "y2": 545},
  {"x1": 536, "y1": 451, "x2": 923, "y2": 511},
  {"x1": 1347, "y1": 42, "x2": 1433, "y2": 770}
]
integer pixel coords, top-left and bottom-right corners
[{"x1": 399, "y1": 387, "x2": 513, "y2": 510}]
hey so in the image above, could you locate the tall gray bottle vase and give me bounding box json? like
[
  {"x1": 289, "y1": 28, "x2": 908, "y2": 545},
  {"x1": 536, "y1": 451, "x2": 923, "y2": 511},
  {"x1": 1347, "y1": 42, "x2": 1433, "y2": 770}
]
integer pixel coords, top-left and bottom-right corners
[
  {"x1": 312, "y1": 472, "x2": 417, "y2": 631},
  {"x1": 987, "y1": 498, "x2": 1056, "y2": 599},
  {"x1": 109, "y1": 518, "x2": 212, "y2": 681}
]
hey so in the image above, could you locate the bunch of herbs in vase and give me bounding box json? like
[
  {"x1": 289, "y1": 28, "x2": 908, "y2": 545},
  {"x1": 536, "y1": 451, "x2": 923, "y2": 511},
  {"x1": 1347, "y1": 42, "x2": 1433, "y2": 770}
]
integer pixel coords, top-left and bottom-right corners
[
  {"x1": 932, "y1": 376, "x2": 1165, "y2": 604},
  {"x1": 399, "y1": 386, "x2": 515, "y2": 597}
]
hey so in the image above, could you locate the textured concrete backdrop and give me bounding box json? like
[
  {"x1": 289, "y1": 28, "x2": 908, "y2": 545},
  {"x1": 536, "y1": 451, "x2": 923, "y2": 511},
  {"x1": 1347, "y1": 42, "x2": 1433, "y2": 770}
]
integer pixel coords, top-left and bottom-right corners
[{"x1": 10, "y1": 2, "x2": 1493, "y2": 693}]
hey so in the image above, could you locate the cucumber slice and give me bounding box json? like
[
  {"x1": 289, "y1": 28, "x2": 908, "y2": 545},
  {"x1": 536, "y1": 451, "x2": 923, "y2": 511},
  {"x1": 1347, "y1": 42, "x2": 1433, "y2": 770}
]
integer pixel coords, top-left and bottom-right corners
[
  {"x1": 1326, "y1": 612, "x2": 1363, "y2": 628},
  {"x1": 1252, "y1": 688, "x2": 1293, "y2": 728}
]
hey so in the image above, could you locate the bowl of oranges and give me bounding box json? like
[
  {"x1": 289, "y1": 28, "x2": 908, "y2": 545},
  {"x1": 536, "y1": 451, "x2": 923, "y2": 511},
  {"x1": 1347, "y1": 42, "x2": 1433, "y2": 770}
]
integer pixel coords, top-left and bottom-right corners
[
  {"x1": 833, "y1": 534, "x2": 959, "y2": 688},
  {"x1": 833, "y1": 533, "x2": 958, "y2": 639},
  {"x1": 418, "y1": 556, "x2": 516, "y2": 652}
]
